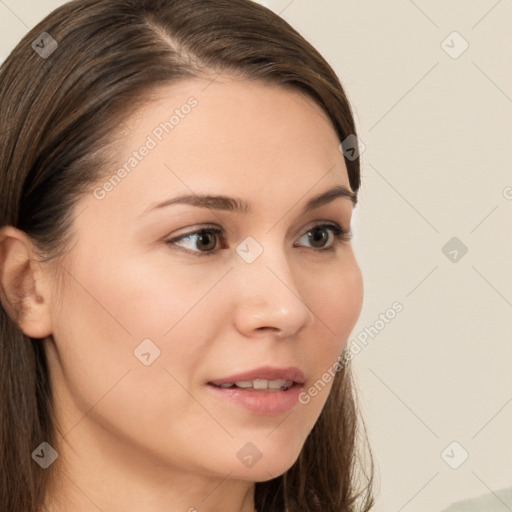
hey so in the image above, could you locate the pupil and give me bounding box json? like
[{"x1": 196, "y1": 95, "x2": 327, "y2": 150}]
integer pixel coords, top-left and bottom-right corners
[
  {"x1": 198, "y1": 233, "x2": 216, "y2": 251},
  {"x1": 310, "y1": 228, "x2": 327, "y2": 247}
]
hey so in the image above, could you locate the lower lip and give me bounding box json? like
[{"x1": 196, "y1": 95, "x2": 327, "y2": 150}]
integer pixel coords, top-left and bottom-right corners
[{"x1": 206, "y1": 383, "x2": 303, "y2": 415}]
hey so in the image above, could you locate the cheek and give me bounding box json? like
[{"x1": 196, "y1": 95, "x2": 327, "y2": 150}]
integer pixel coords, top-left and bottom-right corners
[
  {"x1": 65, "y1": 247, "x2": 218, "y2": 345},
  {"x1": 48, "y1": 257, "x2": 224, "y2": 461},
  {"x1": 335, "y1": 262, "x2": 363, "y2": 336},
  {"x1": 310, "y1": 258, "x2": 363, "y2": 352},
  {"x1": 290, "y1": 259, "x2": 363, "y2": 418}
]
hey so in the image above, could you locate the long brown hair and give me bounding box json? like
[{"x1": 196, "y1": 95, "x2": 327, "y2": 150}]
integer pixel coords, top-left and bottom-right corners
[{"x1": 0, "y1": 0, "x2": 375, "y2": 510}]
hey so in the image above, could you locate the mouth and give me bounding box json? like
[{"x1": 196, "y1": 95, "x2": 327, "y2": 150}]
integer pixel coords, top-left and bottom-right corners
[
  {"x1": 207, "y1": 365, "x2": 305, "y2": 390},
  {"x1": 209, "y1": 378, "x2": 295, "y2": 391},
  {"x1": 206, "y1": 366, "x2": 305, "y2": 415}
]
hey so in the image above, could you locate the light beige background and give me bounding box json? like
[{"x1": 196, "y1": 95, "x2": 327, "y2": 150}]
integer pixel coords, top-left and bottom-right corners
[{"x1": 1, "y1": 1, "x2": 511, "y2": 511}]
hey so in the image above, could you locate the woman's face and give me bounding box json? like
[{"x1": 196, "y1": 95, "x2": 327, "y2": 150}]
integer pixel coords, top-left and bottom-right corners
[{"x1": 44, "y1": 75, "x2": 363, "y2": 485}]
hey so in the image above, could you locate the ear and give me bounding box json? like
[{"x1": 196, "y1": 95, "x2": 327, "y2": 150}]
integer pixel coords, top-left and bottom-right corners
[{"x1": 0, "y1": 226, "x2": 53, "y2": 339}]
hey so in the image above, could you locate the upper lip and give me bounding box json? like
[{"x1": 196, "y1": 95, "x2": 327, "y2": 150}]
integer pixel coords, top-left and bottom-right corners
[{"x1": 208, "y1": 365, "x2": 305, "y2": 386}]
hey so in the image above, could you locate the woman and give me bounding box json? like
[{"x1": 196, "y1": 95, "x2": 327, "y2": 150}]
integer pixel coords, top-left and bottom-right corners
[{"x1": 0, "y1": 0, "x2": 375, "y2": 510}]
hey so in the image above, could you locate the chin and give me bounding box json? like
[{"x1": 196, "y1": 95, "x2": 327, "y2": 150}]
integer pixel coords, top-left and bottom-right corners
[
  {"x1": 232, "y1": 456, "x2": 299, "y2": 482},
  {"x1": 222, "y1": 437, "x2": 304, "y2": 482}
]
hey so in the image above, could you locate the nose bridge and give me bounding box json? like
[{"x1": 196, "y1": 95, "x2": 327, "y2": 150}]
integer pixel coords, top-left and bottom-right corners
[
  {"x1": 236, "y1": 232, "x2": 295, "y2": 291},
  {"x1": 231, "y1": 234, "x2": 314, "y2": 334}
]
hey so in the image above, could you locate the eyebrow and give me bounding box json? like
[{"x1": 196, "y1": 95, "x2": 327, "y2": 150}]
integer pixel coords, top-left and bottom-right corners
[{"x1": 142, "y1": 184, "x2": 357, "y2": 216}]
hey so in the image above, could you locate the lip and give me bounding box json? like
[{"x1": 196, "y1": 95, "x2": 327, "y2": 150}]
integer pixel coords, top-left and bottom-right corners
[
  {"x1": 206, "y1": 365, "x2": 306, "y2": 415},
  {"x1": 206, "y1": 383, "x2": 304, "y2": 415},
  {"x1": 208, "y1": 365, "x2": 306, "y2": 386}
]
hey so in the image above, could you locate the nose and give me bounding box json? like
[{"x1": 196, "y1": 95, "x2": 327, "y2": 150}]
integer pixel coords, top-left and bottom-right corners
[{"x1": 231, "y1": 243, "x2": 315, "y2": 339}]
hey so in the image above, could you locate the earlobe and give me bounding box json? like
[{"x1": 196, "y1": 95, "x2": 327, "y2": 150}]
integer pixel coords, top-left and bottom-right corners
[{"x1": 0, "y1": 226, "x2": 53, "y2": 339}]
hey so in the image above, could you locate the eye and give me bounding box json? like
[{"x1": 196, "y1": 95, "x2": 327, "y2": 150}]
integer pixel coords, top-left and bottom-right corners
[
  {"x1": 165, "y1": 226, "x2": 224, "y2": 256},
  {"x1": 295, "y1": 223, "x2": 352, "y2": 251},
  {"x1": 164, "y1": 222, "x2": 351, "y2": 257}
]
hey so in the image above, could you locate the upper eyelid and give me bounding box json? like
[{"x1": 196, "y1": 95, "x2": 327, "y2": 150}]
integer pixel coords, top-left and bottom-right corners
[{"x1": 168, "y1": 220, "x2": 345, "y2": 239}]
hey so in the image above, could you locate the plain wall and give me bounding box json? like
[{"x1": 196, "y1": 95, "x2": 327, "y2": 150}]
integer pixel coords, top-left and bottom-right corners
[{"x1": 1, "y1": 1, "x2": 511, "y2": 510}]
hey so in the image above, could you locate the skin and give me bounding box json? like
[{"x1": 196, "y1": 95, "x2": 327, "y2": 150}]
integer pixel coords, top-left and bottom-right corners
[{"x1": 0, "y1": 75, "x2": 363, "y2": 511}]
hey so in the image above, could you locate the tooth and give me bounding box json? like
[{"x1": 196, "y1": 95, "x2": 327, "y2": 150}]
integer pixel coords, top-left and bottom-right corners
[
  {"x1": 253, "y1": 379, "x2": 268, "y2": 390},
  {"x1": 267, "y1": 379, "x2": 286, "y2": 389},
  {"x1": 227, "y1": 379, "x2": 294, "y2": 390},
  {"x1": 234, "y1": 381, "x2": 252, "y2": 388}
]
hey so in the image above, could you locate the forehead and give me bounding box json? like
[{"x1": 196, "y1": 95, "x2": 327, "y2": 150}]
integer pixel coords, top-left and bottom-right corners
[
  {"x1": 121, "y1": 74, "x2": 342, "y2": 162},
  {"x1": 91, "y1": 75, "x2": 352, "y2": 219}
]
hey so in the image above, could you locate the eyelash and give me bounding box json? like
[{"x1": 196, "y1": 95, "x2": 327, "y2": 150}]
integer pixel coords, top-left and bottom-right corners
[{"x1": 164, "y1": 222, "x2": 352, "y2": 257}]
